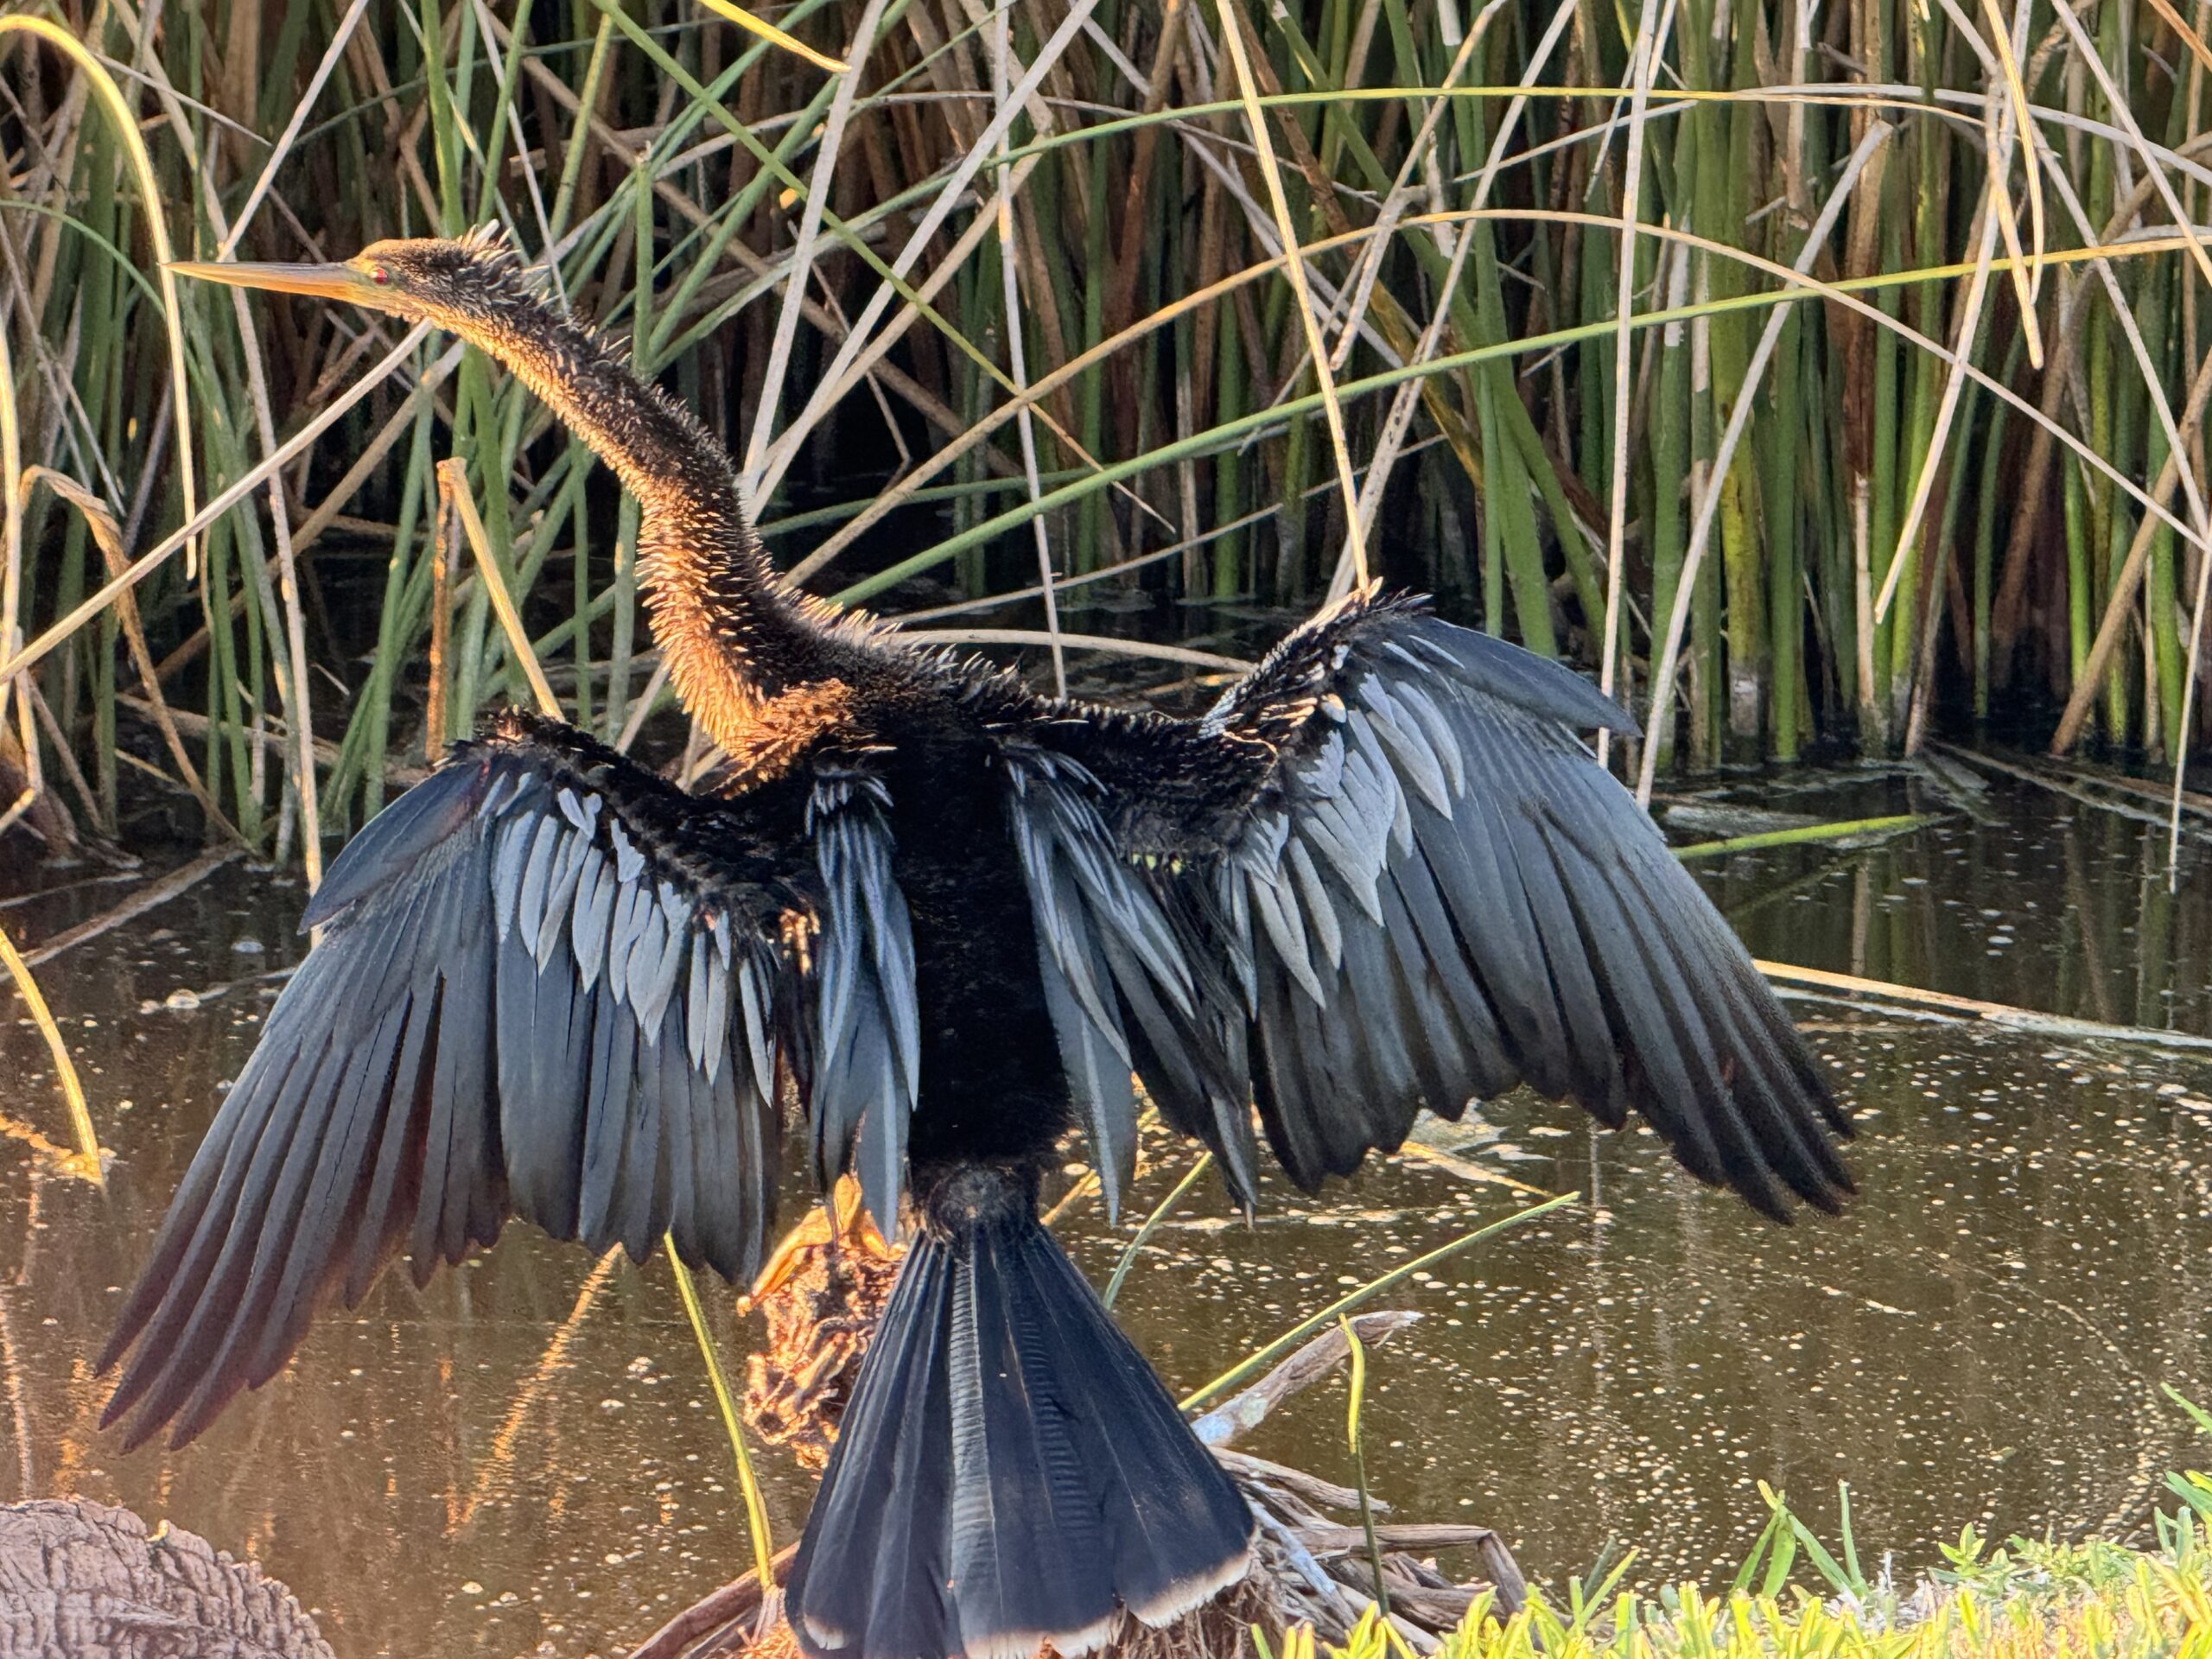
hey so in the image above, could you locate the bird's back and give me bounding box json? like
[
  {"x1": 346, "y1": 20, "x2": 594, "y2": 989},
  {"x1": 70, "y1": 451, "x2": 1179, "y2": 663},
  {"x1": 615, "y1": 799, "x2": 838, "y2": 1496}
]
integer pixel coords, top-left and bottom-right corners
[{"x1": 845, "y1": 668, "x2": 1080, "y2": 1183}]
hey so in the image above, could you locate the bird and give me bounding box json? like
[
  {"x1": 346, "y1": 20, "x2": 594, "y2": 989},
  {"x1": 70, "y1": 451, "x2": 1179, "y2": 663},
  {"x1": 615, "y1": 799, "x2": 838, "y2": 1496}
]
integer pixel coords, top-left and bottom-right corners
[{"x1": 106, "y1": 227, "x2": 1851, "y2": 1659}]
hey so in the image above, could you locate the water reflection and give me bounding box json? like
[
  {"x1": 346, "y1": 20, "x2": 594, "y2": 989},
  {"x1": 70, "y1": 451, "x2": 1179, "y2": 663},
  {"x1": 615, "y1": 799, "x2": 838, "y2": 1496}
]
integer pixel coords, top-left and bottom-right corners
[{"x1": 2, "y1": 770, "x2": 2209, "y2": 1653}]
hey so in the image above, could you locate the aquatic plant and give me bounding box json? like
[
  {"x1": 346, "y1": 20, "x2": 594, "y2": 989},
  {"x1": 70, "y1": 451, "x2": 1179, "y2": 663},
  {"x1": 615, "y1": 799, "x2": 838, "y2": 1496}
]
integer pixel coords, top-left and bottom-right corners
[
  {"x1": 1301, "y1": 1481, "x2": 2212, "y2": 1659},
  {"x1": 0, "y1": 0, "x2": 2205, "y2": 882}
]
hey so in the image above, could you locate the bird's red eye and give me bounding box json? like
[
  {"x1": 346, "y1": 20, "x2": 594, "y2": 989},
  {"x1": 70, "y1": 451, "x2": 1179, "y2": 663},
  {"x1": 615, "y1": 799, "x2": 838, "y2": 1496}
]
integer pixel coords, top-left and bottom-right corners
[{"x1": 369, "y1": 266, "x2": 389, "y2": 284}]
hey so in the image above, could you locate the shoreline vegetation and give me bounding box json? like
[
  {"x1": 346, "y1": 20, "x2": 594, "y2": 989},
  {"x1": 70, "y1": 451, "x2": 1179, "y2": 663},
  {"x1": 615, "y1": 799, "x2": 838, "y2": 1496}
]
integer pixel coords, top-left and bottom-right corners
[
  {"x1": 10, "y1": 1456, "x2": 2210, "y2": 1658},
  {"x1": 2, "y1": 0, "x2": 2209, "y2": 880},
  {"x1": 1332, "y1": 1509, "x2": 2212, "y2": 1659},
  {"x1": 1320, "y1": 1408, "x2": 2212, "y2": 1659},
  {"x1": 471, "y1": 1375, "x2": 2212, "y2": 1656}
]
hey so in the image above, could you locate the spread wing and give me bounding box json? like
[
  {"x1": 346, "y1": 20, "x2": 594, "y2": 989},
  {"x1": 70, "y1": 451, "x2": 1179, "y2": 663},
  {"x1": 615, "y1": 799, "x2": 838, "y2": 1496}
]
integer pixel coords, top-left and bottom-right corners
[
  {"x1": 99, "y1": 712, "x2": 809, "y2": 1449},
  {"x1": 1008, "y1": 590, "x2": 1851, "y2": 1223}
]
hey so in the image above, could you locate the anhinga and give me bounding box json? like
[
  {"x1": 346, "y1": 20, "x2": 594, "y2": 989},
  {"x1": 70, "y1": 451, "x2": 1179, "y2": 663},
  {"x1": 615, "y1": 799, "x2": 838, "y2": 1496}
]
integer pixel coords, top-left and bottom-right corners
[{"x1": 106, "y1": 229, "x2": 1851, "y2": 1659}]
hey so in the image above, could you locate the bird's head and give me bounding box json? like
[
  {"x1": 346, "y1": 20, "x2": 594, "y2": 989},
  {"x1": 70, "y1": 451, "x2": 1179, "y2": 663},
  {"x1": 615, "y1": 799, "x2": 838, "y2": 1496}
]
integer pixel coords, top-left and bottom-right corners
[{"x1": 168, "y1": 226, "x2": 532, "y2": 333}]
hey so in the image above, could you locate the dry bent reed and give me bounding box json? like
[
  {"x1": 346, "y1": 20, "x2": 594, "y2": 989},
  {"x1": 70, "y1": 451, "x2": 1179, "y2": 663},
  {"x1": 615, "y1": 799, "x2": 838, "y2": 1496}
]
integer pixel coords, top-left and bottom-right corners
[{"x1": 1, "y1": 0, "x2": 2209, "y2": 869}]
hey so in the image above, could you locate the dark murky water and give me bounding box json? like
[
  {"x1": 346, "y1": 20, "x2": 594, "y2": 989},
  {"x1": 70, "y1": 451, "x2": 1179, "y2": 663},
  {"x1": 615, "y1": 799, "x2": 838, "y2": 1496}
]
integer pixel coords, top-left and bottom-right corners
[{"x1": 5, "y1": 766, "x2": 2212, "y2": 1655}]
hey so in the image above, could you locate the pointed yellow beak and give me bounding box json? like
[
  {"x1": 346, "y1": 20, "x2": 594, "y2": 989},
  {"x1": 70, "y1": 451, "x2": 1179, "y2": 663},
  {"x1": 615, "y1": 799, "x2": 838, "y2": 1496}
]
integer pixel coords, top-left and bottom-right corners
[{"x1": 165, "y1": 259, "x2": 386, "y2": 307}]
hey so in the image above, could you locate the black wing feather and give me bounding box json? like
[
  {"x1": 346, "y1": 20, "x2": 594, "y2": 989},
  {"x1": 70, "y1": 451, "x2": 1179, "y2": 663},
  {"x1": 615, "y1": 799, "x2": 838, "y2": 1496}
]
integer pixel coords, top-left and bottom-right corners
[
  {"x1": 1015, "y1": 589, "x2": 1849, "y2": 1219},
  {"x1": 802, "y1": 772, "x2": 919, "y2": 1241},
  {"x1": 100, "y1": 715, "x2": 798, "y2": 1449}
]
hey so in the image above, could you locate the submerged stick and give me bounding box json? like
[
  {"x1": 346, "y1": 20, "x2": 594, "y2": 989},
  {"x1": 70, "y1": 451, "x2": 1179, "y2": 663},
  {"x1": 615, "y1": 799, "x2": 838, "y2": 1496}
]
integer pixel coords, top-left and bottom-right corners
[
  {"x1": 1180, "y1": 1191, "x2": 1578, "y2": 1411},
  {"x1": 1192, "y1": 1311, "x2": 1421, "y2": 1447},
  {"x1": 1671, "y1": 812, "x2": 1936, "y2": 861},
  {"x1": 19, "y1": 847, "x2": 241, "y2": 968},
  {"x1": 1757, "y1": 958, "x2": 2212, "y2": 1049},
  {"x1": 1934, "y1": 744, "x2": 2195, "y2": 831}
]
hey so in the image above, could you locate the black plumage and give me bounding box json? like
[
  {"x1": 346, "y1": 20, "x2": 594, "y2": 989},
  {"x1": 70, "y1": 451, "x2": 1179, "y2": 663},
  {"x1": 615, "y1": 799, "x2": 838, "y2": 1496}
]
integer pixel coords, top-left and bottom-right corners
[
  {"x1": 787, "y1": 1167, "x2": 1252, "y2": 1659},
  {"x1": 111, "y1": 231, "x2": 1853, "y2": 1659}
]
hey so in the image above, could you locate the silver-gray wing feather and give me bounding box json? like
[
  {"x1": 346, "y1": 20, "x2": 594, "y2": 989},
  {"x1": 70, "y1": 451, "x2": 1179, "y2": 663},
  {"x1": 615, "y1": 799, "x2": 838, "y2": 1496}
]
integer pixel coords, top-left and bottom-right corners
[{"x1": 100, "y1": 721, "x2": 794, "y2": 1449}]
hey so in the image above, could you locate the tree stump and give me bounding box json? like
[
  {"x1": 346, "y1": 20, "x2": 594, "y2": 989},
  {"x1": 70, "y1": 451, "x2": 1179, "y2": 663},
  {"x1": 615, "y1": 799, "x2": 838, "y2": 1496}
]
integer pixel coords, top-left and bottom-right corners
[{"x1": 0, "y1": 1498, "x2": 334, "y2": 1659}]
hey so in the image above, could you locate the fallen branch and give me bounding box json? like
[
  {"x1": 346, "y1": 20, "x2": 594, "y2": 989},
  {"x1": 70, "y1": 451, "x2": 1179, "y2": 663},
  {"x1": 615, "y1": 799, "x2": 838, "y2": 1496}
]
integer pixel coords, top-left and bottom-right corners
[
  {"x1": 1192, "y1": 1312, "x2": 1421, "y2": 1447},
  {"x1": 1931, "y1": 743, "x2": 2207, "y2": 832},
  {"x1": 19, "y1": 846, "x2": 241, "y2": 968},
  {"x1": 1757, "y1": 958, "x2": 2212, "y2": 1050},
  {"x1": 1672, "y1": 812, "x2": 1936, "y2": 861}
]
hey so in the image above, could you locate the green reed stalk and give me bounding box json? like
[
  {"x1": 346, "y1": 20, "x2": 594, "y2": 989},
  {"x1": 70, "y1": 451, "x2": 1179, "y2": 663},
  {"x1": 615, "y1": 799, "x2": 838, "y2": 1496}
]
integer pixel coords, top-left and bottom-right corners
[{"x1": 7, "y1": 0, "x2": 2210, "y2": 866}]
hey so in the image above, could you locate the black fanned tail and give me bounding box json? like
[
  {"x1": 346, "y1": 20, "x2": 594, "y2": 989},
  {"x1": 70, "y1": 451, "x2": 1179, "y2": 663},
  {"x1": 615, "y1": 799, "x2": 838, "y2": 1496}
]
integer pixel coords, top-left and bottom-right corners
[{"x1": 785, "y1": 1173, "x2": 1253, "y2": 1659}]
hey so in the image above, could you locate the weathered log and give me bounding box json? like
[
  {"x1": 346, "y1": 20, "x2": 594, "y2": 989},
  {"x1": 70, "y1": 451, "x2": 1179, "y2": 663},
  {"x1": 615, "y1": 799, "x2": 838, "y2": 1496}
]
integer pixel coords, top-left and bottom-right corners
[
  {"x1": 0, "y1": 1497, "x2": 334, "y2": 1659},
  {"x1": 1191, "y1": 1313, "x2": 1423, "y2": 1448}
]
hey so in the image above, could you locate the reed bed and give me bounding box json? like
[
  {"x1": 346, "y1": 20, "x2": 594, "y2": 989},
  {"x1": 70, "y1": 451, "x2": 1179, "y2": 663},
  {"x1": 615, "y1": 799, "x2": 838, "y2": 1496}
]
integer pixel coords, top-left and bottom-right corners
[{"x1": 0, "y1": 0, "x2": 2206, "y2": 875}]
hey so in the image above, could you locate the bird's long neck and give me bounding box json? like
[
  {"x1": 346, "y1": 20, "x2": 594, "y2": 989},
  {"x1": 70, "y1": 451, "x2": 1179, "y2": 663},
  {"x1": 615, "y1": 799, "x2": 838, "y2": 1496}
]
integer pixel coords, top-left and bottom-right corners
[{"x1": 469, "y1": 297, "x2": 846, "y2": 746}]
